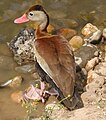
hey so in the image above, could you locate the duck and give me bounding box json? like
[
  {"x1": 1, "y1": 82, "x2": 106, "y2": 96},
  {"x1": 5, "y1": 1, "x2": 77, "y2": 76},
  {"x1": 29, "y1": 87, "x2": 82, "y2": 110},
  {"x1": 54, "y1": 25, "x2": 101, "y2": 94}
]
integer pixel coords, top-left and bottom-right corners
[{"x1": 14, "y1": 4, "x2": 78, "y2": 110}]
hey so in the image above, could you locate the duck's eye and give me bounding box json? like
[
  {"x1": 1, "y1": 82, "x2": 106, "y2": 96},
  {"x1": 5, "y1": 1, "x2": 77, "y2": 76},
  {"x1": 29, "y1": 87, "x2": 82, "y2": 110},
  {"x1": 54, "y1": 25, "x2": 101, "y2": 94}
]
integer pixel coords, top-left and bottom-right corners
[{"x1": 29, "y1": 12, "x2": 34, "y2": 16}]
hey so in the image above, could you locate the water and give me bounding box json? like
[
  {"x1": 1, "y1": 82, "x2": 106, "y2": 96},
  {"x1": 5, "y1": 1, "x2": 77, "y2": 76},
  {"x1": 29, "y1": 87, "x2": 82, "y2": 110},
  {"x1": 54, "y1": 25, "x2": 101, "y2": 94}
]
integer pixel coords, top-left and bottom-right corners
[{"x1": 0, "y1": 0, "x2": 106, "y2": 119}]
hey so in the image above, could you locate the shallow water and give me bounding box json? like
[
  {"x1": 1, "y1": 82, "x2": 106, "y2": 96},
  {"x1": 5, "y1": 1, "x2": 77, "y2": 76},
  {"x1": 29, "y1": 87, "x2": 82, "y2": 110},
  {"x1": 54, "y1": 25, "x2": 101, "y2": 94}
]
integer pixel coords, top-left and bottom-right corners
[{"x1": 0, "y1": 0, "x2": 106, "y2": 119}]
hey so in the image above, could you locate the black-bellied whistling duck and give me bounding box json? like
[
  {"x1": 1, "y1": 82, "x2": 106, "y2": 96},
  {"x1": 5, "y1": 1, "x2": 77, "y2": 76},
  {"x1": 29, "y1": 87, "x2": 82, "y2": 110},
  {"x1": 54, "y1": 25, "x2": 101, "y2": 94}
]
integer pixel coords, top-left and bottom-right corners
[{"x1": 14, "y1": 5, "x2": 78, "y2": 110}]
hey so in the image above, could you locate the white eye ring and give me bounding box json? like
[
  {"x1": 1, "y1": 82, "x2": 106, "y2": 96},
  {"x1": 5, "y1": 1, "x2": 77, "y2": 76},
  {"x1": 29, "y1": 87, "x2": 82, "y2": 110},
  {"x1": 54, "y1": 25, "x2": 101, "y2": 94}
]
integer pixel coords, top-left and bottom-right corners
[{"x1": 29, "y1": 12, "x2": 34, "y2": 17}]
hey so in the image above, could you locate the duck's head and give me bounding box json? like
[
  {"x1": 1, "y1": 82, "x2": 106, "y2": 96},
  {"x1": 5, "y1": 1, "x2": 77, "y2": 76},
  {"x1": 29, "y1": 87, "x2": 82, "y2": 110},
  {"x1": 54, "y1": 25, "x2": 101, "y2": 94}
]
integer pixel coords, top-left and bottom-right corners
[{"x1": 14, "y1": 5, "x2": 49, "y2": 31}]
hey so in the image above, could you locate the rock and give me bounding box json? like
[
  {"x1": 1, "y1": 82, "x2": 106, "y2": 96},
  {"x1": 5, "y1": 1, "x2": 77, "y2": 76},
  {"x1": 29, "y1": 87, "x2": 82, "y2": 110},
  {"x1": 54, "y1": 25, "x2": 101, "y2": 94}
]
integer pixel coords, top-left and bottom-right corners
[
  {"x1": 86, "y1": 75, "x2": 105, "y2": 92},
  {"x1": 58, "y1": 28, "x2": 77, "y2": 40},
  {"x1": 38, "y1": 103, "x2": 106, "y2": 120},
  {"x1": 94, "y1": 51, "x2": 100, "y2": 57},
  {"x1": 69, "y1": 36, "x2": 84, "y2": 50},
  {"x1": 9, "y1": 28, "x2": 35, "y2": 65},
  {"x1": 0, "y1": 76, "x2": 23, "y2": 88},
  {"x1": 8, "y1": 76, "x2": 23, "y2": 88},
  {"x1": 100, "y1": 85, "x2": 106, "y2": 99},
  {"x1": 102, "y1": 28, "x2": 106, "y2": 39},
  {"x1": 15, "y1": 64, "x2": 35, "y2": 73},
  {"x1": 74, "y1": 45, "x2": 98, "y2": 68},
  {"x1": 94, "y1": 62, "x2": 106, "y2": 77},
  {"x1": 81, "y1": 91, "x2": 97, "y2": 105},
  {"x1": 85, "y1": 57, "x2": 99, "y2": 71},
  {"x1": 87, "y1": 70, "x2": 98, "y2": 83},
  {"x1": 81, "y1": 23, "x2": 98, "y2": 36},
  {"x1": 85, "y1": 30, "x2": 102, "y2": 44},
  {"x1": 83, "y1": 60, "x2": 106, "y2": 106},
  {"x1": 11, "y1": 91, "x2": 23, "y2": 103}
]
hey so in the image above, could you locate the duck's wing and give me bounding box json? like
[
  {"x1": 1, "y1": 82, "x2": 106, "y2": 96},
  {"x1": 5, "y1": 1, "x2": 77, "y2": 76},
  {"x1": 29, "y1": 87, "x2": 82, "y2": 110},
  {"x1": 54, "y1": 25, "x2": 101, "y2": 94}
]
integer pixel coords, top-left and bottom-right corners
[{"x1": 34, "y1": 35, "x2": 76, "y2": 98}]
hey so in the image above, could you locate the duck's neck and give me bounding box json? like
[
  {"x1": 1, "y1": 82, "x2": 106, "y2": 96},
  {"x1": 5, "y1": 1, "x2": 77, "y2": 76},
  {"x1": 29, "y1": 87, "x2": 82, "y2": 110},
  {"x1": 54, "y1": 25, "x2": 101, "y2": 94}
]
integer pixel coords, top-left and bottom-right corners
[
  {"x1": 36, "y1": 27, "x2": 50, "y2": 38},
  {"x1": 39, "y1": 19, "x2": 47, "y2": 31},
  {"x1": 39, "y1": 12, "x2": 49, "y2": 32}
]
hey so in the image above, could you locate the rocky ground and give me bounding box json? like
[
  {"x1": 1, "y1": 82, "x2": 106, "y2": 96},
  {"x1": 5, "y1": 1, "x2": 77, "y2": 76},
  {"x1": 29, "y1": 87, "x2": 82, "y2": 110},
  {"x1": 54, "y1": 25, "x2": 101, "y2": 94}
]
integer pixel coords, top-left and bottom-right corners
[{"x1": 3, "y1": 23, "x2": 106, "y2": 120}]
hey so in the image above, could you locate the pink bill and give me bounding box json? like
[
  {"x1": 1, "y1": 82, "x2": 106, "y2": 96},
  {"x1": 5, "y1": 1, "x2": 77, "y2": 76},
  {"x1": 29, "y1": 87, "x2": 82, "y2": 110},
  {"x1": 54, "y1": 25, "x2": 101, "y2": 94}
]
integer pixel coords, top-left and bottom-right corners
[{"x1": 14, "y1": 14, "x2": 29, "y2": 24}]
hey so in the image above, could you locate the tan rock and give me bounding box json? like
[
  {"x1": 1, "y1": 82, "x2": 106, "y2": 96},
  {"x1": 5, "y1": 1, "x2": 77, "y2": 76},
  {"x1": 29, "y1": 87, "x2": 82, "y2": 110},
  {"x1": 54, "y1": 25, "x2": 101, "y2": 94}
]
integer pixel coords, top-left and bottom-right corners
[
  {"x1": 85, "y1": 57, "x2": 99, "y2": 71},
  {"x1": 81, "y1": 23, "x2": 98, "y2": 36},
  {"x1": 11, "y1": 91, "x2": 23, "y2": 103},
  {"x1": 86, "y1": 75, "x2": 105, "y2": 92},
  {"x1": 87, "y1": 70, "x2": 98, "y2": 83},
  {"x1": 69, "y1": 36, "x2": 84, "y2": 50},
  {"x1": 81, "y1": 92, "x2": 97, "y2": 105}
]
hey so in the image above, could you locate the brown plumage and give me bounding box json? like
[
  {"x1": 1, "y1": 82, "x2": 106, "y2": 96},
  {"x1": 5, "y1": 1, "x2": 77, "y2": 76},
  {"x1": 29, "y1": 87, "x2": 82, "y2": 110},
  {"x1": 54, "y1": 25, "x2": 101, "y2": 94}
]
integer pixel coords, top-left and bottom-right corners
[{"x1": 14, "y1": 5, "x2": 78, "y2": 110}]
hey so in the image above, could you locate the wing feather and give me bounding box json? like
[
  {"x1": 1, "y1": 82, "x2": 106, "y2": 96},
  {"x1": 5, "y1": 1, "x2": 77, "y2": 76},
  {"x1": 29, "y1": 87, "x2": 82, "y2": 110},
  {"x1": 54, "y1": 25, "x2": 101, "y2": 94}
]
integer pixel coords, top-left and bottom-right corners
[{"x1": 34, "y1": 35, "x2": 76, "y2": 97}]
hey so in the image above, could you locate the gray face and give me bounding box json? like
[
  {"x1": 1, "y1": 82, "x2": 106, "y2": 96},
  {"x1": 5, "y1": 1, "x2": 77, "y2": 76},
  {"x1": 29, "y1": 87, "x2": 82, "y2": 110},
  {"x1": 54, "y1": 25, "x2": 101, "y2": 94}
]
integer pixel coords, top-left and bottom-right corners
[{"x1": 27, "y1": 11, "x2": 47, "y2": 23}]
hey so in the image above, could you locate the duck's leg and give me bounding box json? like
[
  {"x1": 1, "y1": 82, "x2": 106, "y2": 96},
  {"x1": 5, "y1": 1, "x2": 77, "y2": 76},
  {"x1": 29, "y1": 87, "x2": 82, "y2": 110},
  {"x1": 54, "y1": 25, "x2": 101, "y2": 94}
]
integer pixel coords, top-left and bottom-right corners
[{"x1": 43, "y1": 88, "x2": 59, "y2": 97}]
